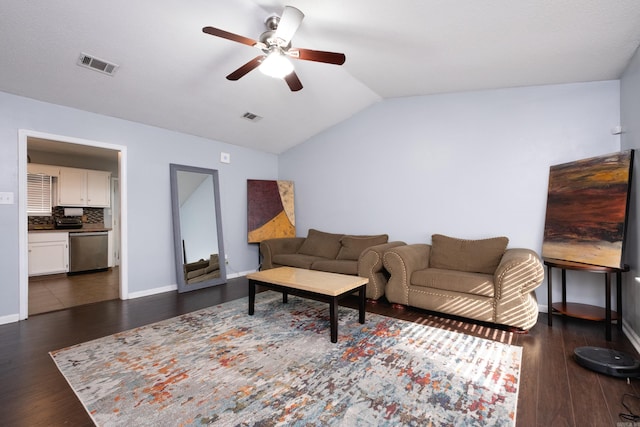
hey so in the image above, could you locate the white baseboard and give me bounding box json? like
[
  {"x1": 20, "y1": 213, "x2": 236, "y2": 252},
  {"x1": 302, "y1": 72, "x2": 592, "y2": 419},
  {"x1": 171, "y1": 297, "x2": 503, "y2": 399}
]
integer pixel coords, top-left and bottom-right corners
[
  {"x1": 127, "y1": 284, "x2": 178, "y2": 300},
  {"x1": 125, "y1": 271, "x2": 256, "y2": 299},
  {"x1": 0, "y1": 313, "x2": 20, "y2": 325}
]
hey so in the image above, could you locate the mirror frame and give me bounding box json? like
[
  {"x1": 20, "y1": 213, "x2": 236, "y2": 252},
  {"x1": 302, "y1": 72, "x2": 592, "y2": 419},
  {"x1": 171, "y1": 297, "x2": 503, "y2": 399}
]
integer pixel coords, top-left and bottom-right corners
[{"x1": 170, "y1": 163, "x2": 226, "y2": 292}]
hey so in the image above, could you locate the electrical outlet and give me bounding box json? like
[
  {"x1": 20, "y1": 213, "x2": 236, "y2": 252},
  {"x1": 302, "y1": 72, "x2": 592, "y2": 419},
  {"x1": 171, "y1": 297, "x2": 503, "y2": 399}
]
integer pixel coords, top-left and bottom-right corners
[{"x1": 0, "y1": 192, "x2": 14, "y2": 204}]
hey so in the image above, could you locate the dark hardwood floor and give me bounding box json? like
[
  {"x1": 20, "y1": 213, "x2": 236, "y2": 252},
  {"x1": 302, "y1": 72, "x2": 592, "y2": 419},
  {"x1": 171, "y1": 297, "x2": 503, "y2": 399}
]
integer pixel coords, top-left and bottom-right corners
[{"x1": 2, "y1": 275, "x2": 640, "y2": 426}]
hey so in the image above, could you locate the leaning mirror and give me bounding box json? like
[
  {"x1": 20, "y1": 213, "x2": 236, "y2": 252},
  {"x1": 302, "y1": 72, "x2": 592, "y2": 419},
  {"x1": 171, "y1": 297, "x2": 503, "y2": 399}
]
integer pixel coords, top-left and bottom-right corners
[{"x1": 170, "y1": 164, "x2": 226, "y2": 292}]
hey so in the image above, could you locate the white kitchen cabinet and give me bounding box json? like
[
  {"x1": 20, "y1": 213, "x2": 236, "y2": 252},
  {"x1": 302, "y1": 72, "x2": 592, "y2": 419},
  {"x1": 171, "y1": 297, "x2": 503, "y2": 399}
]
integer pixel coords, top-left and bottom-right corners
[
  {"x1": 58, "y1": 167, "x2": 111, "y2": 207},
  {"x1": 28, "y1": 232, "x2": 69, "y2": 276},
  {"x1": 86, "y1": 170, "x2": 111, "y2": 206}
]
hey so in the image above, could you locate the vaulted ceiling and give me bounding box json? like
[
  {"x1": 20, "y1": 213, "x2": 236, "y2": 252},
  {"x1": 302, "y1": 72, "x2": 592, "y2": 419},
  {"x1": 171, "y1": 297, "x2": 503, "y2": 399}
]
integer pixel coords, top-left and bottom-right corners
[{"x1": 3, "y1": 1, "x2": 640, "y2": 154}]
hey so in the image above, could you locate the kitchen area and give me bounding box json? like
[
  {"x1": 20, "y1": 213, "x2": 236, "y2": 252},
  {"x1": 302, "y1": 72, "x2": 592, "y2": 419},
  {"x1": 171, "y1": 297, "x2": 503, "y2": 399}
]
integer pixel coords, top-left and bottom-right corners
[{"x1": 27, "y1": 138, "x2": 120, "y2": 315}]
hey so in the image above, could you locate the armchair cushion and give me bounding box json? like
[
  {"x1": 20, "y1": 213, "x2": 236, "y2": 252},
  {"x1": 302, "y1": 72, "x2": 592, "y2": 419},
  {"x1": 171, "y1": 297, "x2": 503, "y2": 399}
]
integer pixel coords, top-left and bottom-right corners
[
  {"x1": 412, "y1": 268, "x2": 495, "y2": 297},
  {"x1": 430, "y1": 234, "x2": 508, "y2": 275},
  {"x1": 297, "y1": 229, "x2": 344, "y2": 259},
  {"x1": 336, "y1": 234, "x2": 389, "y2": 260}
]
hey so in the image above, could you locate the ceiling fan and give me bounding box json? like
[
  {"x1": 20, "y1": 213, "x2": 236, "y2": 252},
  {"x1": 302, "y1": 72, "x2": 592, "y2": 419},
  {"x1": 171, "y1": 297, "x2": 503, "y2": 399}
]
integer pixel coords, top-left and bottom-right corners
[{"x1": 202, "y1": 6, "x2": 346, "y2": 92}]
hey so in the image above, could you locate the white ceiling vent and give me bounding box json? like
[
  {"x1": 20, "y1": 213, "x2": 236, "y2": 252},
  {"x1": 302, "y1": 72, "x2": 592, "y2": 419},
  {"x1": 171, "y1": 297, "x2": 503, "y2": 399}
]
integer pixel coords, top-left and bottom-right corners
[
  {"x1": 77, "y1": 53, "x2": 119, "y2": 76},
  {"x1": 242, "y1": 112, "x2": 263, "y2": 122}
]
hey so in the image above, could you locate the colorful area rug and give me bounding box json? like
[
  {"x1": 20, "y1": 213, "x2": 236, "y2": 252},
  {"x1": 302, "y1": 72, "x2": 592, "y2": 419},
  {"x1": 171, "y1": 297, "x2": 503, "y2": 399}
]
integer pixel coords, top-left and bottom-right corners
[{"x1": 50, "y1": 291, "x2": 521, "y2": 426}]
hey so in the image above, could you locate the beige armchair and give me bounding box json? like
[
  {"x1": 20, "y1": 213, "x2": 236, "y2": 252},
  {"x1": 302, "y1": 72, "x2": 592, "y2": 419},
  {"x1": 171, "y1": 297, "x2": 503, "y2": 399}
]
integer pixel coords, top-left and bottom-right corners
[{"x1": 383, "y1": 234, "x2": 544, "y2": 330}]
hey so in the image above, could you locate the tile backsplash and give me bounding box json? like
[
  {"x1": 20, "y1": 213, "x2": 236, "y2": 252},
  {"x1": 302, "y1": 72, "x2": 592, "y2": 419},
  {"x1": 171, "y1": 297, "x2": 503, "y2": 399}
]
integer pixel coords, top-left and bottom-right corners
[{"x1": 28, "y1": 207, "x2": 104, "y2": 226}]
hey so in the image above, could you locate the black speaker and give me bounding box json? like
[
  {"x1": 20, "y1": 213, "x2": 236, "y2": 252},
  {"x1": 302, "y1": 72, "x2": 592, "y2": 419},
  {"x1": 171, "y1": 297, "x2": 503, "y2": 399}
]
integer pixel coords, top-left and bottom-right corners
[{"x1": 574, "y1": 346, "x2": 640, "y2": 378}]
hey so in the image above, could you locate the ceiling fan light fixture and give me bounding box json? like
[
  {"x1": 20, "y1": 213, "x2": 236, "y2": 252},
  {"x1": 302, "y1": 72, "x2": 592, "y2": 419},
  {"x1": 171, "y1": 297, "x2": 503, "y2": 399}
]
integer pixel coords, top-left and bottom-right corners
[
  {"x1": 203, "y1": 6, "x2": 345, "y2": 91},
  {"x1": 259, "y1": 52, "x2": 294, "y2": 78}
]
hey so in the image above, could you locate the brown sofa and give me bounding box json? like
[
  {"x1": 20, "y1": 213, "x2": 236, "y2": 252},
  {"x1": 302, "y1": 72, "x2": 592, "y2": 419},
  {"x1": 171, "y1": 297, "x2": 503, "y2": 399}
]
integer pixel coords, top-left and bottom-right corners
[
  {"x1": 383, "y1": 234, "x2": 544, "y2": 330},
  {"x1": 260, "y1": 229, "x2": 405, "y2": 299}
]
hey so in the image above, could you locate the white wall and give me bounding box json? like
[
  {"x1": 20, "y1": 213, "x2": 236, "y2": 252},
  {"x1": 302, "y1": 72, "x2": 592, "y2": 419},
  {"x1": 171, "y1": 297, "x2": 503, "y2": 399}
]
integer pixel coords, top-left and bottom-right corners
[
  {"x1": 280, "y1": 81, "x2": 622, "y2": 309},
  {"x1": 621, "y1": 45, "x2": 640, "y2": 342},
  {"x1": 0, "y1": 80, "x2": 628, "y2": 323},
  {"x1": 0, "y1": 91, "x2": 277, "y2": 322}
]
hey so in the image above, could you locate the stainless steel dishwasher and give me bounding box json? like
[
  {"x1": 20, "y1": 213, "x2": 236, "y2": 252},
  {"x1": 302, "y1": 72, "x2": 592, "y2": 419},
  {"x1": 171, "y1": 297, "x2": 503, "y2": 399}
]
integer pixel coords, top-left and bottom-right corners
[{"x1": 69, "y1": 232, "x2": 109, "y2": 273}]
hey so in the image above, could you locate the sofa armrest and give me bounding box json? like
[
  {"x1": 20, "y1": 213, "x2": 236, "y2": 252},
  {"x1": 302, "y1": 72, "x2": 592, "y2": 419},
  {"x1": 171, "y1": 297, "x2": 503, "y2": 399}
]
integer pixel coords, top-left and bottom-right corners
[
  {"x1": 383, "y1": 244, "x2": 431, "y2": 305},
  {"x1": 493, "y1": 248, "x2": 544, "y2": 330},
  {"x1": 358, "y1": 241, "x2": 406, "y2": 299},
  {"x1": 260, "y1": 237, "x2": 306, "y2": 269},
  {"x1": 494, "y1": 248, "x2": 544, "y2": 296}
]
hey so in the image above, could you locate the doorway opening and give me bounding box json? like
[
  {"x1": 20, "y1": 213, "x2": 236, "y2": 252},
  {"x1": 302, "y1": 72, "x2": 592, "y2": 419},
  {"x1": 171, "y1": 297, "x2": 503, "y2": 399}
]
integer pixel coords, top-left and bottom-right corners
[{"x1": 18, "y1": 130, "x2": 128, "y2": 319}]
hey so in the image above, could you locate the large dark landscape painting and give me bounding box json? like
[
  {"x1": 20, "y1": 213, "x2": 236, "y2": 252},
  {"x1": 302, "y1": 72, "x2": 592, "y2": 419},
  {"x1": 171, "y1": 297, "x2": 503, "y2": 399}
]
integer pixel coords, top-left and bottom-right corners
[{"x1": 542, "y1": 150, "x2": 634, "y2": 269}]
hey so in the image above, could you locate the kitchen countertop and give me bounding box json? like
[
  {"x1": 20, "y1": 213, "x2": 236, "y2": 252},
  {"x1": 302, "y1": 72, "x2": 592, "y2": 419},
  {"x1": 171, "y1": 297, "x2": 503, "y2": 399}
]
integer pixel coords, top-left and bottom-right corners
[{"x1": 28, "y1": 224, "x2": 112, "y2": 233}]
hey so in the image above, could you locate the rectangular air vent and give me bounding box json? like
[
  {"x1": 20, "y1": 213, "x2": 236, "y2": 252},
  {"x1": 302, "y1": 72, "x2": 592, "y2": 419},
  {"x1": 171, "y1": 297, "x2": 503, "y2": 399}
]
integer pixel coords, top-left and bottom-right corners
[
  {"x1": 77, "y1": 53, "x2": 119, "y2": 76},
  {"x1": 242, "y1": 112, "x2": 263, "y2": 122}
]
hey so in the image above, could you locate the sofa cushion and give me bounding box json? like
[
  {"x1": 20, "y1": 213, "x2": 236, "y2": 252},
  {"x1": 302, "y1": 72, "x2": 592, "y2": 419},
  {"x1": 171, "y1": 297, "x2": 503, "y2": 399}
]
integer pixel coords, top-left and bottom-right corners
[
  {"x1": 430, "y1": 234, "x2": 508, "y2": 274},
  {"x1": 310, "y1": 259, "x2": 358, "y2": 275},
  {"x1": 412, "y1": 268, "x2": 495, "y2": 297},
  {"x1": 297, "y1": 229, "x2": 344, "y2": 259},
  {"x1": 336, "y1": 234, "x2": 389, "y2": 260},
  {"x1": 272, "y1": 253, "x2": 328, "y2": 269}
]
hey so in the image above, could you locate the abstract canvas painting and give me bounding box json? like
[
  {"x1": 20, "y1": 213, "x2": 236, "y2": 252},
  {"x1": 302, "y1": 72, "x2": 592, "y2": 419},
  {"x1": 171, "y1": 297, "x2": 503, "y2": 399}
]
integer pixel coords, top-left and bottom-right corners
[
  {"x1": 247, "y1": 180, "x2": 295, "y2": 243},
  {"x1": 542, "y1": 150, "x2": 634, "y2": 268}
]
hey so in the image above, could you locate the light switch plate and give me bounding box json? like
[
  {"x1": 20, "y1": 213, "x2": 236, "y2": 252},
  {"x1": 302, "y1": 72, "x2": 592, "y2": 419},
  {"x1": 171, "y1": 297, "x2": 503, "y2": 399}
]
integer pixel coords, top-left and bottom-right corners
[
  {"x1": 0, "y1": 192, "x2": 14, "y2": 204},
  {"x1": 220, "y1": 152, "x2": 231, "y2": 164}
]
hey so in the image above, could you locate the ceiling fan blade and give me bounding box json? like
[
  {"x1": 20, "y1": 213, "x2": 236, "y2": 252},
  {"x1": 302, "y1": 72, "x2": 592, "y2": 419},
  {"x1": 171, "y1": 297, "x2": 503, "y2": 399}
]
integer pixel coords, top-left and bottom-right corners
[
  {"x1": 288, "y1": 48, "x2": 346, "y2": 65},
  {"x1": 226, "y1": 56, "x2": 265, "y2": 81},
  {"x1": 284, "y1": 71, "x2": 303, "y2": 92},
  {"x1": 202, "y1": 26, "x2": 258, "y2": 47},
  {"x1": 274, "y1": 6, "x2": 304, "y2": 44}
]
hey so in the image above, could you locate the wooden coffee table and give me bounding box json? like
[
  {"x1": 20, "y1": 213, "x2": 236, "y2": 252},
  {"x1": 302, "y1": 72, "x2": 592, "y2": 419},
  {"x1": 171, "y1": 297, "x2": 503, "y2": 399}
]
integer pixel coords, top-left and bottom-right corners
[{"x1": 246, "y1": 267, "x2": 368, "y2": 343}]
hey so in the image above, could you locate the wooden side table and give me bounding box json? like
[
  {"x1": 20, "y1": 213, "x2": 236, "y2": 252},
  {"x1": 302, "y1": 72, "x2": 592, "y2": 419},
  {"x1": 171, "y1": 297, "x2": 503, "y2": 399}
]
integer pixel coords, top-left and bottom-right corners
[{"x1": 544, "y1": 257, "x2": 629, "y2": 341}]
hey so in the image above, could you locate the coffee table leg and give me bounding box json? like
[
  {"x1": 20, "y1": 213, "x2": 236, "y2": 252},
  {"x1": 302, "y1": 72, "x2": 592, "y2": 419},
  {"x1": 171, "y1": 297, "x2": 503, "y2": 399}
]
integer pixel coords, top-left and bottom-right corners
[
  {"x1": 282, "y1": 292, "x2": 288, "y2": 304},
  {"x1": 248, "y1": 280, "x2": 256, "y2": 315},
  {"x1": 358, "y1": 285, "x2": 366, "y2": 324},
  {"x1": 330, "y1": 297, "x2": 338, "y2": 343}
]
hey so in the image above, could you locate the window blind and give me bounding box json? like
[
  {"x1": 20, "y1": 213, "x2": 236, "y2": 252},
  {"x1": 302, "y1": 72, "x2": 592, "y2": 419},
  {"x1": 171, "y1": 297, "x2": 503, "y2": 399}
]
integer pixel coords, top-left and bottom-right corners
[{"x1": 27, "y1": 173, "x2": 52, "y2": 215}]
